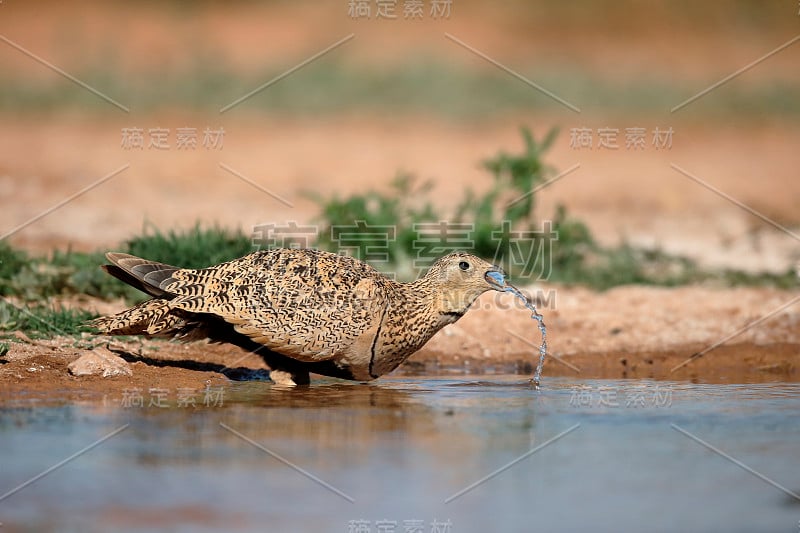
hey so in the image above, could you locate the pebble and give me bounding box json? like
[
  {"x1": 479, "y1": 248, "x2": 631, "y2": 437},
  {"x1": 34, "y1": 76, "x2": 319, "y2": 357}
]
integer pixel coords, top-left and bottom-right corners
[{"x1": 68, "y1": 347, "x2": 133, "y2": 378}]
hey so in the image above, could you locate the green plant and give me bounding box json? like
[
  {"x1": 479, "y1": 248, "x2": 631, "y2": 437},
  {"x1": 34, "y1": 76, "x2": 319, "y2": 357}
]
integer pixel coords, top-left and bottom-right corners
[
  {"x1": 0, "y1": 241, "x2": 29, "y2": 295},
  {"x1": 0, "y1": 300, "x2": 97, "y2": 339},
  {"x1": 4, "y1": 248, "x2": 137, "y2": 301},
  {"x1": 454, "y1": 127, "x2": 560, "y2": 279},
  {"x1": 472, "y1": 126, "x2": 557, "y2": 226},
  {"x1": 0, "y1": 224, "x2": 254, "y2": 303},
  {"x1": 124, "y1": 222, "x2": 253, "y2": 268},
  {"x1": 306, "y1": 126, "x2": 798, "y2": 290},
  {"x1": 309, "y1": 173, "x2": 438, "y2": 271},
  {"x1": 306, "y1": 127, "x2": 565, "y2": 282}
]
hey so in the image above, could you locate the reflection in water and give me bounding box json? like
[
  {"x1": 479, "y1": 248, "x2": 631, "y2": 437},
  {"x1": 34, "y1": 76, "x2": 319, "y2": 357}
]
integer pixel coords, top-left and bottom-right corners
[
  {"x1": 118, "y1": 381, "x2": 454, "y2": 470},
  {"x1": 0, "y1": 377, "x2": 798, "y2": 532}
]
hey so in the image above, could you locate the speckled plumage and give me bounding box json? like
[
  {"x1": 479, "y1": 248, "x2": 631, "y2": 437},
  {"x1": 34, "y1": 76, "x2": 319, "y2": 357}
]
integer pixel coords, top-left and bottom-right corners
[{"x1": 92, "y1": 248, "x2": 507, "y2": 384}]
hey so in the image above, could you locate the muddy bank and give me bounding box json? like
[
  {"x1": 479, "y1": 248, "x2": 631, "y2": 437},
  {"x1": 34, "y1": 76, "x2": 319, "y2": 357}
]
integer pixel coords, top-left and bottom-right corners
[
  {"x1": 1, "y1": 285, "x2": 797, "y2": 404},
  {"x1": 0, "y1": 336, "x2": 796, "y2": 406}
]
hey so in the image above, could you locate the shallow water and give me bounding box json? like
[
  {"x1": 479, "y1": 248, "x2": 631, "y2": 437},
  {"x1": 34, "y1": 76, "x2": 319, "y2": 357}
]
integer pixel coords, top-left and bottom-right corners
[{"x1": 1, "y1": 377, "x2": 798, "y2": 533}]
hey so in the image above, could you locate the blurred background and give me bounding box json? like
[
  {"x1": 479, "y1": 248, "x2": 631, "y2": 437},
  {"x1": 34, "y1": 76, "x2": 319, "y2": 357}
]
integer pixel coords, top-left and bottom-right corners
[{"x1": 1, "y1": 0, "x2": 798, "y2": 275}]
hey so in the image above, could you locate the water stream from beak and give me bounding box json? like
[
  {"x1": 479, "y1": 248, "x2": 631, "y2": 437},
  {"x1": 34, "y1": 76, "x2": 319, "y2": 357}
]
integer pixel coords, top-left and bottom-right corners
[{"x1": 486, "y1": 271, "x2": 548, "y2": 388}]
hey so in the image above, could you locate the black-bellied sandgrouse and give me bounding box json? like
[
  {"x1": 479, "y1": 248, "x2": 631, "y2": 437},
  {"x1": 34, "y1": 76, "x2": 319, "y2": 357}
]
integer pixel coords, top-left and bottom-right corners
[{"x1": 91, "y1": 249, "x2": 510, "y2": 385}]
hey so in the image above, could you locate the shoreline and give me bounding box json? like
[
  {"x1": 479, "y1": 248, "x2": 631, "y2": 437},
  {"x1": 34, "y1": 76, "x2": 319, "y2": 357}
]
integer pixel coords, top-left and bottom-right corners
[
  {"x1": 0, "y1": 335, "x2": 796, "y2": 406},
  {"x1": 2, "y1": 284, "x2": 797, "y2": 404}
]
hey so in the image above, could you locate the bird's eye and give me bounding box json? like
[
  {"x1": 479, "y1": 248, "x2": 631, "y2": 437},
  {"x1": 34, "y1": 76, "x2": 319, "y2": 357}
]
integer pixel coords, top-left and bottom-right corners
[{"x1": 458, "y1": 260, "x2": 470, "y2": 271}]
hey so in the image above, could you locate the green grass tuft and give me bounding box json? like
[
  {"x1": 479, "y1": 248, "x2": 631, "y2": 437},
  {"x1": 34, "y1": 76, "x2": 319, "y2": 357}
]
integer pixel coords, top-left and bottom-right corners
[
  {"x1": 0, "y1": 241, "x2": 29, "y2": 295},
  {"x1": 1, "y1": 224, "x2": 255, "y2": 304},
  {"x1": 310, "y1": 173, "x2": 438, "y2": 273},
  {"x1": 0, "y1": 300, "x2": 97, "y2": 339},
  {"x1": 124, "y1": 222, "x2": 254, "y2": 269}
]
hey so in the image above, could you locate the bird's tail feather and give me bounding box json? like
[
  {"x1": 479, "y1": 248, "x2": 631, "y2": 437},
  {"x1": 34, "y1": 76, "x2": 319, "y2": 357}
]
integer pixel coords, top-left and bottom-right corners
[{"x1": 102, "y1": 252, "x2": 180, "y2": 298}]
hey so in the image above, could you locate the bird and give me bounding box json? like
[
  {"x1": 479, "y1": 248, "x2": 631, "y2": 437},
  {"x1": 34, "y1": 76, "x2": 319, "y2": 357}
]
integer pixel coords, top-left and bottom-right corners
[{"x1": 91, "y1": 248, "x2": 510, "y2": 385}]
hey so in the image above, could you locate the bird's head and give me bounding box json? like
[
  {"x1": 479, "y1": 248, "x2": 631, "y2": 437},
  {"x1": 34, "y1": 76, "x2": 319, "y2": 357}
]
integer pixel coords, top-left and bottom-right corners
[{"x1": 422, "y1": 252, "x2": 508, "y2": 317}]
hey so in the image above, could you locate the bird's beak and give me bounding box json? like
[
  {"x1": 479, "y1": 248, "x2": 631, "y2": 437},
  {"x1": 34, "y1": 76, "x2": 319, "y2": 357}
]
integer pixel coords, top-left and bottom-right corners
[{"x1": 484, "y1": 269, "x2": 508, "y2": 290}]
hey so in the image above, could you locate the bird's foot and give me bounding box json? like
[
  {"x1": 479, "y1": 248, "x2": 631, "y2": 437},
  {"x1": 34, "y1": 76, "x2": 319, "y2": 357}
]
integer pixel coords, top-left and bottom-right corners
[{"x1": 268, "y1": 368, "x2": 311, "y2": 386}]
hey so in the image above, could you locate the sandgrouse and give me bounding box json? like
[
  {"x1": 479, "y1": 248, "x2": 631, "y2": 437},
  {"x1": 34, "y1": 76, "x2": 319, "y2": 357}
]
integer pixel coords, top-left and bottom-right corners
[{"x1": 91, "y1": 249, "x2": 510, "y2": 385}]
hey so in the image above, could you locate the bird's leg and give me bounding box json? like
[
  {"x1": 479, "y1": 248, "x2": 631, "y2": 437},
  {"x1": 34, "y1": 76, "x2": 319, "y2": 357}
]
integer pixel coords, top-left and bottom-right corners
[
  {"x1": 268, "y1": 366, "x2": 310, "y2": 386},
  {"x1": 243, "y1": 345, "x2": 312, "y2": 386}
]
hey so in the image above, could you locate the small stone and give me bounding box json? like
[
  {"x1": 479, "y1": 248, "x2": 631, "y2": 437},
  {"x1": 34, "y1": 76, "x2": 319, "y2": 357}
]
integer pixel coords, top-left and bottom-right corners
[{"x1": 68, "y1": 347, "x2": 132, "y2": 378}]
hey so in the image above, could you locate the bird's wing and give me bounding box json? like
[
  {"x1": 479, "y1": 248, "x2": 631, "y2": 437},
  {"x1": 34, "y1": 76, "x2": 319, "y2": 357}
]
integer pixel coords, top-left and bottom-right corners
[{"x1": 164, "y1": 250, "x2": 389, "y2": 362}]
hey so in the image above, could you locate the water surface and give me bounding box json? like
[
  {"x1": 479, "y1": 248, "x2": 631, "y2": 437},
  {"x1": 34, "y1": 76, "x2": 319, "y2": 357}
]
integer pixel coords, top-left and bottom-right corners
[{"x1": 1, "y1": 377, "x2": 798, "y2": 532}]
